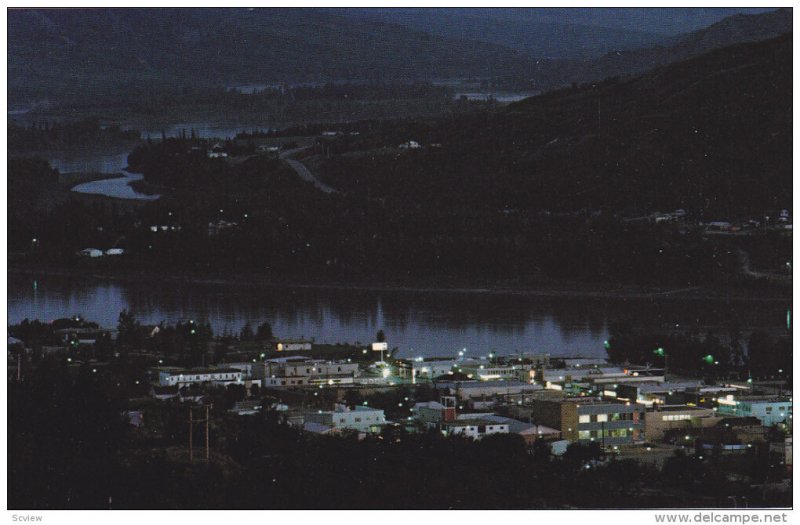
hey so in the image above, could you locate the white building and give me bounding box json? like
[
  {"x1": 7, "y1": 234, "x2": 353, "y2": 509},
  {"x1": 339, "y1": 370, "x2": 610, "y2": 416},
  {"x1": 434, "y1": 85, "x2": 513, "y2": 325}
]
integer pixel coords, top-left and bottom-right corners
[
  {"x1": 436, "y1": 380, "x2": 543, "y2": 402},
  {"x1": 305, "y1": 405, "x2": 386, "y2": 434},
  {"x1": 80, "y1": 248, "x2": 103, "y2": 258},
  {"x1": 717, "y1": 395, "x2": 793, "y2": 428},
  {"x1": 441, "y1": 418, "x2": 509, "y2": 439},
  {"x1": 158, "y1": 368, "x2": 243, "y2": 387}
]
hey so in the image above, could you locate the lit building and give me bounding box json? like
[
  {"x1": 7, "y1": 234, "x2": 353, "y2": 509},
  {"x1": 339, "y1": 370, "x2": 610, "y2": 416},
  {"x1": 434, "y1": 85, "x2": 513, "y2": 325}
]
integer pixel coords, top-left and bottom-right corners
[
  {"x1": 529, "y1": 398, "x2": 646, "y2": 445},
  {"x1": 158, "y1": 368, "x2": 243, "y2": 387},
  {"x1": 441, "y1": 419, "x2": 509, "y2": 440},
  {"x1": 305, "y1": 405, "x2": 386, "y2": 434},
  {"x1": 716, "y1": 395, "x2": 792, "y2": 428},
  {"x1": 643, "y1": 405, "x2": 718, "y2": 442}
]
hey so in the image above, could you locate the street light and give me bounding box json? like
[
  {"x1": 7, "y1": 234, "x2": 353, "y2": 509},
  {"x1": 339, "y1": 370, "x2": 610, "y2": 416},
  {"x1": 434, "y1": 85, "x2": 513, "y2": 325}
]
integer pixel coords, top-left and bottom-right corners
[{"x1": 653, "y1": 347, "x2": 667, "y2": 378}]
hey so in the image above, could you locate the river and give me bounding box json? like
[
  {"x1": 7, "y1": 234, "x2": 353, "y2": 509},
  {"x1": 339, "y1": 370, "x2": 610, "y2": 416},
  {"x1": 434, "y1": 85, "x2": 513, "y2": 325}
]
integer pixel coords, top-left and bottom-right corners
[{"x1": 6, "y1": 273, "x2": 787, "y2": 359}]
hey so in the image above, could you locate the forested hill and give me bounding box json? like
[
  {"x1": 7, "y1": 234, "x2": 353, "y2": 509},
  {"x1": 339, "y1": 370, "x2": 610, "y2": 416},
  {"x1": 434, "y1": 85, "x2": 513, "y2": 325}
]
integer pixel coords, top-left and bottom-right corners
[
  {"x1": 529, "y1": 8, "x2": 792, "y2": 91},
  {"x1": 9, "y1": 8, "x2": 791, "y2": 105},
  {"x1": 8, "y1": 8, "x2": 535, "y2": 102},
  {"x1": 319, "y1": 34, "x2": 792, "y2": 217}
]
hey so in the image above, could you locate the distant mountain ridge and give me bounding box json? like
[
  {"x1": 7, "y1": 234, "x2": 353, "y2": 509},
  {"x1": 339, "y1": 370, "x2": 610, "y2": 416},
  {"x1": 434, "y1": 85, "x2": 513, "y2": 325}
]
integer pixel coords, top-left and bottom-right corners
[
  {"x1": 8, "y1": 8, "x2": 535, "y2": 102},
  {"x1": 7, "y1": 8, "x2": 792, "y2": 103},
  {"x1": 530, "y1": 8, "x2": 792, "y2": 91},
  {"x1": 333, "y1": 8, "x2": 665, "y2": 60}
]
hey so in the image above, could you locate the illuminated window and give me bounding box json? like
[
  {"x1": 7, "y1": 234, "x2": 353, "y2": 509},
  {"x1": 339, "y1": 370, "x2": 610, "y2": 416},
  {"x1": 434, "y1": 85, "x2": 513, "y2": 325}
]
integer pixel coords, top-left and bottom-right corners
[
  {"x1": 597, "y1": 414, "x2": 608, "y2": 423},
  {"x1": 578, "y1": 431, "x2": 590, "y2": 440},
  {"x1": 578, "y1": 415, "x2": 591, "y2": 424}
]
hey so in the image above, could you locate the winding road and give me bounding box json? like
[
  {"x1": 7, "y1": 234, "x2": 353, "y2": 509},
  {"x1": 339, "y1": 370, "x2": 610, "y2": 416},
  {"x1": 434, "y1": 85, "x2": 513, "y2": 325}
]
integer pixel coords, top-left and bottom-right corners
[{"x1": 280, "y1": 147, "x2": 339, "y2": 194}]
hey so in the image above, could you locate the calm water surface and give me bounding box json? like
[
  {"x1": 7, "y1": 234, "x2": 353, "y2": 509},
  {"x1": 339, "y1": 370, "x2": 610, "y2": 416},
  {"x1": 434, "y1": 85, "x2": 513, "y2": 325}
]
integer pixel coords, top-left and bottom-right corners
[{"x1": 7, "y1": 274, "x2": 787, "y2": 359}]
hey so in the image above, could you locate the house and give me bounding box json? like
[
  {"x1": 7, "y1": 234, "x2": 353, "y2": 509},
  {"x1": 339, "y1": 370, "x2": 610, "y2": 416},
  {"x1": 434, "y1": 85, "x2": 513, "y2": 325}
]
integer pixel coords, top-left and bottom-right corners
[
  {"x1": 150, "y1": 385, "x2": 180, "y2": 400},
  {"x1": 305, "y1": 405, "x2": 386, "y2": 434},
  {"x1": 229, "y1": 400, "x2": 263, "y2": 416},
  {"x1": 411, "y1": 396, "x2": 457, "y2": 427},
  {"x1": 706, "y1": 221, "x2": 732, "y2": 231},
  {"x1": 207, "y1": 143, "x2": 228, "y2": 158},
  {"x1": 80, "y1": 248, "x2": 103, "y2": 258},
  {"x1": 125, "y1": 410, "x2": 145, "y2": 427},
  {"x1": 461, "y1": 413, "x2": 561, "y2": 445}
]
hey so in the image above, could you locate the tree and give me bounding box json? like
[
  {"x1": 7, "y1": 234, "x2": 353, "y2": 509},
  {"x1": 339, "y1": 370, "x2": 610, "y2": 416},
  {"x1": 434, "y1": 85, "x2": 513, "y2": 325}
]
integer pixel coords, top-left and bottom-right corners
[
  {"x1": 240, "y1": 322, "x2": 254, "y2": 341},
  {"x1": 255, "y1": 322, "x2": 273, "y2": 342},
  {"x1": 376, "y1": 329, "x2": 386, "y2": 343}
]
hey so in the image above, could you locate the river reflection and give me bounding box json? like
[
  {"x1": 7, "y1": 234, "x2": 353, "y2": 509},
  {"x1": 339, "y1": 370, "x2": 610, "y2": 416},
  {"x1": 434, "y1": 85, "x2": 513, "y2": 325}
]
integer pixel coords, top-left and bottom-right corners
[{"x1": 7, "y1": 274, "x2": 787, "y2": 358}]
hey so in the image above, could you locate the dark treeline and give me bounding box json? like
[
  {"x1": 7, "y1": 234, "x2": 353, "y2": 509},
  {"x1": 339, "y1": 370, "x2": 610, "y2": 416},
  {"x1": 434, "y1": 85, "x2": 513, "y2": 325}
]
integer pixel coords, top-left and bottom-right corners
[
  {"x1": 9, "y1": 358, "x2": 790, "y2": 509},
  {"x1": 8, "y1": 119, "x2": 140, "y2": 152},
  {"x1": 10, "y1": 140, "x2": 791, "y2": 289},
  {"x1": 606, "y1": 320, "x2": 791, "y2": 381}
]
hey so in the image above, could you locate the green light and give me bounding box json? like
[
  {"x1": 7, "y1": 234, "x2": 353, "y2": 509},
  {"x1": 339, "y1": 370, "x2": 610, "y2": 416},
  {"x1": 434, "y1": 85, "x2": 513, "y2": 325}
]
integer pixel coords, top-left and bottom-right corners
[
  {"x1": 603, "y1": 340, "x2": 610, "y2": 350},
  {"x1": 702, "y1": 354, "x2": 714, "y2": 364},
  {"x1": 653, "y1": 347, "x2": 665, "y2": 357},
  {"x1": 787, "y1": 307, "x2": 791, "y2": 331}
]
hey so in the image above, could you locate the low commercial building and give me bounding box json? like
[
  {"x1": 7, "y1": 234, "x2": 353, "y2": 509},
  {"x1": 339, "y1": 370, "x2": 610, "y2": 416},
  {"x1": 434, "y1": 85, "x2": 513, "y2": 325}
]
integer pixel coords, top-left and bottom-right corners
[
  {"x1": 616, "y1": 381, "x2": 704, "y2": 407},
  {"x1": 260, "y1": 358, "x2": 360, "y2": 387},
  {"x1": 441, "y1": 419, "x2": 509, "y2": 440},
  {"x1": 436, "y1": 380, "x2": 542, "y2": 403},
  {"x1": 395, "y1": 359, "x2": 457, "y2": 381},
  {"x1": 644, "y1": 405, "x2": 718, "y2": 442},
  {"x1": 305, "y1": 405, "x2": 386, "y2": 434},
  {"x1": 158, "y1": 368, "x2": 243, "y2": 387},
  {"x1": 716, "y1": 395, "x2": 793, "y2": 429}
]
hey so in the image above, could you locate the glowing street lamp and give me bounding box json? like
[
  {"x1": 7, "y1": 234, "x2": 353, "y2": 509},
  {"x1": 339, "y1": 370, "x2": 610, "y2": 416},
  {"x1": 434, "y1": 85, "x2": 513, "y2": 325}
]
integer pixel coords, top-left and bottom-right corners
[{"x1": 653, "y1": 347, "x2": 667, "y2": 378}]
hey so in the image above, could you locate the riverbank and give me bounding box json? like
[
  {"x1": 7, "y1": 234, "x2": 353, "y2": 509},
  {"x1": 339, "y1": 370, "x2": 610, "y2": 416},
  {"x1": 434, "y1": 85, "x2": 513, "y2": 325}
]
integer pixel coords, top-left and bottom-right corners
[{"x1": 7, "y1": 262, "x2": 791, "y2": 303}]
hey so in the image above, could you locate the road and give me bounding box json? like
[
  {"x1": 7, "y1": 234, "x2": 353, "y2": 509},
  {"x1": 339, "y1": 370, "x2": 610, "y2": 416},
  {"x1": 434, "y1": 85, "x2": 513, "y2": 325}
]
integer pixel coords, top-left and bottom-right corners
[{"x1": 280, "y1": 147, "x2": 339, "y2": 194}]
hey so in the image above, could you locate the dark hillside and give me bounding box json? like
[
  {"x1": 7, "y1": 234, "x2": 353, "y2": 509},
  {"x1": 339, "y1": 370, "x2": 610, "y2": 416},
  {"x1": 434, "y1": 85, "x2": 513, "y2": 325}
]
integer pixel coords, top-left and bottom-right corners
[
  {"x1": 530, "y1": 8, "x2": 791, "y2": 91},
  {"x1": 8, "y1": 8, "x2": 535, "y2": 103},
  {"x1": 319, "y1": 34, "x2": 791, "y2": 217}
]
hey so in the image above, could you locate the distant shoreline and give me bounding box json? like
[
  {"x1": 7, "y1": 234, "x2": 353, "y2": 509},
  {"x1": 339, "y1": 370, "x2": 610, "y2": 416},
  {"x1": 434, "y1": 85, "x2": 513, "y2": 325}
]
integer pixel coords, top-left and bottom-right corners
[{"x1": 7, "y1": 263, "x2": 791, "y2": 304}]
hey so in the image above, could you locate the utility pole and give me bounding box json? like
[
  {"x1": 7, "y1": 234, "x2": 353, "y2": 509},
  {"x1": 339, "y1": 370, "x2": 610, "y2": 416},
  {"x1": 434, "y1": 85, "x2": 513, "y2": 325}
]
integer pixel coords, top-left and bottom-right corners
[
  {"x1": 188, "y1": 405, "x2": 211, "y2": 463},
  {"x1": 188, "y1": 407, "x2": 193, "y2": 462},
  {"x1": 205, "y1": 405, "x2": 210, "y2": 462}
]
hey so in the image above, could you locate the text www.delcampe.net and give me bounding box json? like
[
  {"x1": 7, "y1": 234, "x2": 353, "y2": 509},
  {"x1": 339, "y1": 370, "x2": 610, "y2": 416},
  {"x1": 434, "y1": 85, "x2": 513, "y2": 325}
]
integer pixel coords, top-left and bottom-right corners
[{"x1": 655, "y1": 512, "x2": 789, "y2": 524}]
